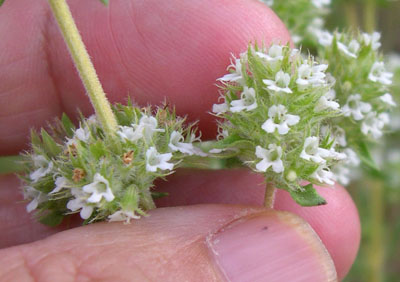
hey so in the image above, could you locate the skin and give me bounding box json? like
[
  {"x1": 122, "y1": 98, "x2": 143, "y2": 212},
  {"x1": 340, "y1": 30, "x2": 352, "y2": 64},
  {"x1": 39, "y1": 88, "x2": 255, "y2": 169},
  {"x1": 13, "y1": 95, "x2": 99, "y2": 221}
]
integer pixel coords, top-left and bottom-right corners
[{"x1": 0, "y1": 0, "x2": 360, "y2": 280}]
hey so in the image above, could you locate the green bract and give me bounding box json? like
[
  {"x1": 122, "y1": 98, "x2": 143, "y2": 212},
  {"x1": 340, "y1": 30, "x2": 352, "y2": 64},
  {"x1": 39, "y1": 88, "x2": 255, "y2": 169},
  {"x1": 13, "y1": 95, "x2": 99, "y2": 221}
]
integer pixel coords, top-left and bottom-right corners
[
  {"x1": 21, "y1": 103, "x2": 204, "y2": 225},
  {"x1": 212, "y1": 44, "x2": 346, "y2": 206}
]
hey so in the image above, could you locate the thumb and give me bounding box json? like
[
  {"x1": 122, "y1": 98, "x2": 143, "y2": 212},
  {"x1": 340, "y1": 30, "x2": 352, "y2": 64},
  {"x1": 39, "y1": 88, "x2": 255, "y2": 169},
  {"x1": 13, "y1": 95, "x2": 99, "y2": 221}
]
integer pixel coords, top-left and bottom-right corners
[{"x1": 0, "y1": 205, "x2": 337, "y2": 282}]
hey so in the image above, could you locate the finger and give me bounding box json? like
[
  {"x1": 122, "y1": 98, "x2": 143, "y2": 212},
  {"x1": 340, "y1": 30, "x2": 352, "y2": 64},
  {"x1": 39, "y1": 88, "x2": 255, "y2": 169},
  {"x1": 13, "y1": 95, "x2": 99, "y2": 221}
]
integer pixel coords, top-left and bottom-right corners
[
  {"x1": 0, "y1": 206, "x2": 337, "y2": 282},
  {"x1": 0, "y1": 0, "x2": 290, "y2": 155},
  {"x1": 154, "y1": 169, "x2": 360, "y2": 280}
]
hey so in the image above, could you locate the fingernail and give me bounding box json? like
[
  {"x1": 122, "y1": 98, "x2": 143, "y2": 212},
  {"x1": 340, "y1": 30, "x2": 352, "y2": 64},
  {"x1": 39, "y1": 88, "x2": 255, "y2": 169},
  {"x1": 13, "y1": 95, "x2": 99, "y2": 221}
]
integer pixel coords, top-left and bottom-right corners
[{"x1": 207, "y1": 211, "x2": 337, "y2": 282}]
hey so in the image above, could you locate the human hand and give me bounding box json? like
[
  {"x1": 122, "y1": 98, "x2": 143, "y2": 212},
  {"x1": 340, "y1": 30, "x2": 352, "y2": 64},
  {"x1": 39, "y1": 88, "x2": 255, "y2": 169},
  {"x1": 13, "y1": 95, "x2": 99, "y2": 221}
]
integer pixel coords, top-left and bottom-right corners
[{"x1": 0, "y1": 0, "x2": 360, "y2": 281}]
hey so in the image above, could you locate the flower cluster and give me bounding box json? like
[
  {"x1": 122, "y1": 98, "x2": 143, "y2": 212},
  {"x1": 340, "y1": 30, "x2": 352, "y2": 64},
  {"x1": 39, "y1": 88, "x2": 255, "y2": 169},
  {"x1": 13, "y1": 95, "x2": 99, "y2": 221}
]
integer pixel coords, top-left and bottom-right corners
[
  {"x1": 21, "y1": 103, "x2": 204, "y2": 225},
  {"x1": 312, "y1": 31, "x2": 396, "y2": 184},
  {"x1": 213, "y1": 44, "x2": 347, "y2": 205}
]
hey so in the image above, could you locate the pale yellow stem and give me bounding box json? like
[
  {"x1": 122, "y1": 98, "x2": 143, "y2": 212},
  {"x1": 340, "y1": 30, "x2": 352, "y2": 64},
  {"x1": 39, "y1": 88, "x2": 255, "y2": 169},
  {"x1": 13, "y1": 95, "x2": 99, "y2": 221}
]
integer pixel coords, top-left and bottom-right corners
[
  {"x1": 264, "y1": 182, "x2": 276, "y2": 208},
  {"x1": 48, "y1": 0, "x2": 118, "y2": 136}
]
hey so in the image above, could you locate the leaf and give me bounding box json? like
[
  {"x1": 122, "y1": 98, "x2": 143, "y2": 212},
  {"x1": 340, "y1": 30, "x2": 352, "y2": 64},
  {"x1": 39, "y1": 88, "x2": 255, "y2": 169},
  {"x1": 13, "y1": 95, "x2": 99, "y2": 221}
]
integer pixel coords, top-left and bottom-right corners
[
  {"x1": 39, "y1": 211, "x2": 64, "y2": 227},
  {"x1": 30, "y1": 129, "x2": 42, "y2": 147},
  {"x1": 41, "y1": 129, "x2": 62, "y2": 157},
  {"x1": 289, "y1": 184, "x2": 327, "y2": 207},
  {"x1": 357, "y1": 141, "x2": 380, "y2": 172},
  {"x1": 61, "y1": 113, "x2": 76, "y2": 137}
]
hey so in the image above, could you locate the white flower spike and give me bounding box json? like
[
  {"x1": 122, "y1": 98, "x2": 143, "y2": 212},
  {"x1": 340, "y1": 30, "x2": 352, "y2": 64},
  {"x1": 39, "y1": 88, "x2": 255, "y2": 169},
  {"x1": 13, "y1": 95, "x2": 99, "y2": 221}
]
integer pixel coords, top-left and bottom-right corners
[
  {"x1": 255, "y1": 145, "x2": 284, "y2": 173},
  {"x1": 230, "y1": 87, "x2": 258, "y2": 112},
  {"x1": 83, "y1": 173, "x2": 115, "y2": 203},
  {"x1": 146, "y1": 147, "x2": 174, "y2": 172},
  {"x1": 262, "y1": 105, "x2": 300, "y2": 135}
]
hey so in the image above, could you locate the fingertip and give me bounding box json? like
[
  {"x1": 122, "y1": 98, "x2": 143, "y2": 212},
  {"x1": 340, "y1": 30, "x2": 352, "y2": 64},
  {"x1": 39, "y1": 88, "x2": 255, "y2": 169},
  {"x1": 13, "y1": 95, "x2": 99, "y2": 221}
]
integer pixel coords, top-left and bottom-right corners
[{"x1": 275, "y1": 183, "x2": 361, "y2": 280}]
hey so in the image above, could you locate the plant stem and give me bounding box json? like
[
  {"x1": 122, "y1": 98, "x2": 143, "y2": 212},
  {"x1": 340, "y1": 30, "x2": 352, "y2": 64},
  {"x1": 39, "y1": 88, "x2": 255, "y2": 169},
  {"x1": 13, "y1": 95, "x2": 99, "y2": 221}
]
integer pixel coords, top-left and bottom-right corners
[
  {"x1": 264, "y1": 182, "x2": 276, "y2": 208},
  {"x1": 48, "y1": 0, "x2": 118, "y2": 137},
  {"x1": 344, "y1": 2, "x2": 359, "y2": 31},
  {"x1": 364, "y1": 0, "x2": 377, "y2": 33}
]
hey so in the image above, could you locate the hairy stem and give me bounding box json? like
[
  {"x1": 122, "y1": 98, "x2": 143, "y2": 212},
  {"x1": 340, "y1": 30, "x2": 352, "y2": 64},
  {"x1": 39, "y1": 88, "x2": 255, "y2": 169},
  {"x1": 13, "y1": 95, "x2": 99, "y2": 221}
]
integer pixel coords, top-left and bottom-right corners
[
  {"x1": 264, "y1": 182, "x2": 276, "y2": 208},
  {"x1": 48, "y1": 0, "x2": 118, "y2": 136}
]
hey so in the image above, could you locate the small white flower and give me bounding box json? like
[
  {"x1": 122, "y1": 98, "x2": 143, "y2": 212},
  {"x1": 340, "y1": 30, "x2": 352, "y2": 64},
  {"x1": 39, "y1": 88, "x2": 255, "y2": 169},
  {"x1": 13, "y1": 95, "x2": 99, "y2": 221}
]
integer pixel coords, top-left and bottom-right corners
[
  {"x1": 368, "y1": 62, "x2": 393, "y2": 85},
  {"x1": 263, "y1": 71, "x2": 292, "y2": 94},
  {"x1": 300, "y1": 137, "x2": 333, "y2": 164},
  {"x1": 212, "y1": 101, "x2": 229, "y2": 115},
  {"x1": 312, "y1": 0, "x2": 331, "y2": 9},
  {"x1": 30, "y1": 155, "x2": 53, "y2": 182},
  {"x1": 169, "y1": 131, "x2": 195, "y2": 155},
  {"x1": 230, "y1": 87, "x2": 257, "y2": 112},
  {"x1": 296, "y1": 63, "x2": 328, "y2": 90},
  {"x1": 379, "y1": 93, "x2": 397, "y2": 107},
  {"x1": 361, "y1": 112, "x2": 389, "y2": 139},
  {"x1": 312, "y1": 166, "x2": 335, "y2": 186},
  {"x1": 315, "y1": 90, "x2": 340, "y2": 112},
  {"x1": 24, "y1": 187, "x2": 47, "y2": 213},
  {"x1": 67, "y1": 188, "x2": 94, "y2": 220},
  {"x1": 118, "y1": 116, "x2": 165, "y2": 143},
  {"x1": 316, "y1": 30, "x2": 333, "y2": 46},
  {"x1": 344, "y1": 148, "x2": 360, "y2": 167},
  {"x1": 255, "y1": 144, "x2": 284, "y2": 173},
  {"x1": 262, "y1": 105, "x2": 300, "y2": 135},
  {"x1": 337, "y1": 40, "x2": 360, "y2": 58},
  {"x1": 342, "y1": 94, "x2": 372, "y2": 121},
  {"x1": 108, "y1": 209, "x2": 140, "y2": 224},
  {"x1": 82, "y1": 173, "x2": 115, "y2": 203},
  {"x1": 255, "y1": 44, "x2": 283, "y2": 63},
  {"x1": 291, "y1": 35, "x2": 302, "y2": 44},
  {"x1": 362, "y1": 32, "x2": 381, "y2": 50},
  {"x1": 146, "y1": 147, "x2": 174, "y2": 172},
  {"x1": 218, "y1": 57, "x2": 245, "y2": 85},
  {"x1": 75, "y1": 127, "x2": 91, "y2": 142},
  {"x1": 49, "y1": 176, "x2": 68, "y2": 194},
  {"x1": 117, "y1": 125, "x2": 138, "y2": 142}
]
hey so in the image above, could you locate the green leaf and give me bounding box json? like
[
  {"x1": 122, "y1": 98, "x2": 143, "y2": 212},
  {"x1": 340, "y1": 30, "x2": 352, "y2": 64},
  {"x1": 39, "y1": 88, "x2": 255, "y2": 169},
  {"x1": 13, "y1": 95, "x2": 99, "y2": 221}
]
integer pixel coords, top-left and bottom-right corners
[
  {"x1": 0, "y1": 0, "x2": 5, "y2": 7},
  {"x1": 30, "y1": 129, "x2": 42, "y2": 147},
  {"x1": 357, "y1": 141, "x2": 380, "y2": 172},
  {"x1": 39, "y1": 211, "x2": 64, "y2": 227},
  {"x1": 61, "y1": 113, "x2": 76, "y2": 137},
  {"x1": 41, "y1": 129, "x2": 62, "y2": 157},
  {"x1": 99, "y1": 0, "x2": 109, "y2": 5},
  {"x1": 289, "y1": 184, "x2": 327, "y2": 207}
]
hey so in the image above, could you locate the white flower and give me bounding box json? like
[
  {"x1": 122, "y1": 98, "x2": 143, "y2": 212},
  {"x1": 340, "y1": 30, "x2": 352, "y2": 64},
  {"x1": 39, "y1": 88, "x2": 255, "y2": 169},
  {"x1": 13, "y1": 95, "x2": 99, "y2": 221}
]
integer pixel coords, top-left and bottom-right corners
[
  {"x1": 368, "y1": 62, "x2": 393, "y2": 85},
  {"x1": 67, "y1": 188, "x2": 94, "y2": 220},
  {"x1": 263, "y1": 71, "x2": 292, "y2": 94},
  {"x1": 82, "y1": 173, "x2": 115, "y2": 203},
  {"x1": 342, "y1": 94, "x2": 372, "y2": 121},
  {"x1": 316, "y1": 30, "x2": 333, "y2": 46},
  {"x1": 332, "y1": 126, "x2": 347, "y2": 147},
  {"x1": 262, "y1": 105, "x2": 300, "y2": 135},
  {"x1": 75, "y1": 127, "x2": 91, "y2": 142},
  {"x1": 296, "y1": 63, "x2": 328, "y2": 90},
  {"x1": 24, "y1": 187, "x2": 47, "y2": 213},
  {"x1": 337, "y1": 40, "x2": 360, "y2": 59},
  {"x1": 108, "y1": 209, "x2": 140, "y2": 224},
  {"x1": 292, "y1": 35, "x2": 302, "y2": 44},
  {"x1": 379, "y1": 93, "x2": 397, "y2": 107},
  {"x1": 315, "y1": 90, "x2": 340, "y2": 112},
  {"x1": 312, "y1": 0, "x2": 331, "y2": 9},
  {"x1": 29, "y1": 155, "x2": 53, "y2": 182},
  {"x1": 255, "y1": 144, "x2": 284, "y2": 173},
  {"x1": 118, "y1": 116, "x2": 165, "y2": 143},
  {"x1": 362, "y1": 32, "x2": 381, "y2": 50},
  {"x1": 332, "y1": 165, "x2": 351, "y2": 186},
  {"x1": 300, "y1": 137, "x2": 333, "y2": 164},
  {"x1": 49, "y1": 176, "x2": 68, "y2": 194},
  {"x1": 212, "y1": 100, "x2": 229, "y2": 115},
  {"x1": 146, "y1": 147, "x2": 174, "y2": 172},
  {"x1": 169, "y1": 131, "x2": 195, "y2": 155},
  {"x1": 230, "y1": 87, "x2": 257, "y2": 112},
  {"x1": 218, "y1": 57, "x2": 245, "y2": 85},
  {"x1": 344, "y1": 148, "x2": 360, "y2": 167},
  {"x1": 256, "y1": 44, "x2": 283, "y2": 63},
  {"x1": 361, "y1": 112, "x2": 389, "y2": 139},
  {"x1": 312, "y1": 166, "x2": 335, "y2": 186}
]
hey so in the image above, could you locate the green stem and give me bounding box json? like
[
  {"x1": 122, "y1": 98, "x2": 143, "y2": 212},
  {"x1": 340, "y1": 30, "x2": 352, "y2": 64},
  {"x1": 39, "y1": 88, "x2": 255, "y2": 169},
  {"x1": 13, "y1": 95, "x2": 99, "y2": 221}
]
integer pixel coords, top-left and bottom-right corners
[
  {"x1": 264, "y1": 182, "x2": 276, "y2": 208},
  {"x1": 364, "y1": 0, "x2": 377, "y2": 33},
  {"x1": 344, "y1": 2, "x2": 359, "y2": 30},
  {"x1": 48, "y1": 0, "x2": 118, "y2": 136}
]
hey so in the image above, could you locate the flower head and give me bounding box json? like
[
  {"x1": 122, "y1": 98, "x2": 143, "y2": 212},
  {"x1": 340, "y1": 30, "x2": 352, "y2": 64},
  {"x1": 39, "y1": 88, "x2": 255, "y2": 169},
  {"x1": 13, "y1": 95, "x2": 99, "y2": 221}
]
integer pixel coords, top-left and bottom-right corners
[
  {"x1": 82, "y1": 173, "x2": 115, "y2": 203},
  {"x1": 262, "y1": 105, "x2": 300, "y2": 135},
  {"x1": 255, "y1": 145, "x2": 284, "y2": 173},
  {"x1": 230, "y1": 87, "x2": 257, "y2": 112},
  {"x1": 263, "y1": 71, "x2": 292, "y2": 94},
  {"x1": 146, "y1": 147, "x2": 174, "y2": 172}
]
